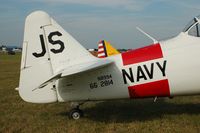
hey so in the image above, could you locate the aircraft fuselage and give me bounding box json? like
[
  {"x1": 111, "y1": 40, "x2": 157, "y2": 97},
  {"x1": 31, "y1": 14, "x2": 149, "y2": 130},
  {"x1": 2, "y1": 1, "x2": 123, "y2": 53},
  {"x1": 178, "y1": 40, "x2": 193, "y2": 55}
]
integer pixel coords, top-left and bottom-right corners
[{"x1": 56, "y1": 33, "x2": 200, "y2": 102}]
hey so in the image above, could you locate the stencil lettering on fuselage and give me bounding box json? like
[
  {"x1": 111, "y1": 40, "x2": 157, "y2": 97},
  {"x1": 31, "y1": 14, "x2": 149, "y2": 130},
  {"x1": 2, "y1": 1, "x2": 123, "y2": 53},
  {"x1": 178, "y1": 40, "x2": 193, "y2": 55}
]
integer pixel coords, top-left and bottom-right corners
[{"x1": 122, "y1": 60, "x2": 167, "y2": 85}]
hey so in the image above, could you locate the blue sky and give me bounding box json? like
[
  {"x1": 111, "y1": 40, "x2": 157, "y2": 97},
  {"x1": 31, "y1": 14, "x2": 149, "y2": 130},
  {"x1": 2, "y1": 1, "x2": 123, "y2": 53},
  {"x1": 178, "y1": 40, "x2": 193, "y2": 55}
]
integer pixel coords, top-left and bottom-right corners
[{"x1": 0, "y1": 0, "x2": 200, "y2": 49}]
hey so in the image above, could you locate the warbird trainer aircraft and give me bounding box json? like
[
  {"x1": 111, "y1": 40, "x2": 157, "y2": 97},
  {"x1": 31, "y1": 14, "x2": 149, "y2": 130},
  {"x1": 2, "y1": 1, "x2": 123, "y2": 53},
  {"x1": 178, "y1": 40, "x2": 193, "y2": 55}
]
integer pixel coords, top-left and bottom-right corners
[{"x1": 19, "y1": 11, "x2": 200, "y2": 119}]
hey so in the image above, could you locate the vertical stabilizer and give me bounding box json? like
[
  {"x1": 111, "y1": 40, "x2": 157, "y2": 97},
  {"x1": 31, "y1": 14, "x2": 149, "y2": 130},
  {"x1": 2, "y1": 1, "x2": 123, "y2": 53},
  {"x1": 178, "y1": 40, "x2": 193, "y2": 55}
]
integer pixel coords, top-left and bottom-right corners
[
  {"x1": 97, "y1": 40, "x2": 120, "y2": 58},
  {"x1": 19, "y1": 11, "x2": 96, "y2": 103}
]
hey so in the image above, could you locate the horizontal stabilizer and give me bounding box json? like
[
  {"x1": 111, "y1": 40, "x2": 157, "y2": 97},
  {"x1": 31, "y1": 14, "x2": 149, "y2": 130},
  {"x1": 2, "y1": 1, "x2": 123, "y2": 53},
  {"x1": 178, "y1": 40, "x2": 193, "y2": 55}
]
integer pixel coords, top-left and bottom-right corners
[
  {"x1": 61, "y1": 59, "x2": 113, "y2": 77},
  {"x1": 34, "y1": 59, "x2": 113, "y2": 90},
  {"x1": 33, "y1": 73, "x2": 62, "y2": 91}
]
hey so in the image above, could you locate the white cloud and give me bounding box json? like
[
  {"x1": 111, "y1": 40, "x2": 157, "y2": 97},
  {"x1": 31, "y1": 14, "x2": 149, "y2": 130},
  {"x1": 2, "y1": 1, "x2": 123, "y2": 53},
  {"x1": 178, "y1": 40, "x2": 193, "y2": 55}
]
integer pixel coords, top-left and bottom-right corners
[{"x1": 40, "y1": 0, "x2": 161, "y2": 11}]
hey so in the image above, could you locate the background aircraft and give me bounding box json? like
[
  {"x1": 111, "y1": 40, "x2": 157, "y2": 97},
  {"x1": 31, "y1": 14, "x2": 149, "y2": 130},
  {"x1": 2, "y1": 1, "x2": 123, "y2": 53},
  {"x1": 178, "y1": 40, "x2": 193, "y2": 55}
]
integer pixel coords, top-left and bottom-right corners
[
  {"x1": 19, "y1": 11, "x2": 200, "y2": 120},
  {"x1": 97, "y1": 40, "x2": 120, "y2": 58}
]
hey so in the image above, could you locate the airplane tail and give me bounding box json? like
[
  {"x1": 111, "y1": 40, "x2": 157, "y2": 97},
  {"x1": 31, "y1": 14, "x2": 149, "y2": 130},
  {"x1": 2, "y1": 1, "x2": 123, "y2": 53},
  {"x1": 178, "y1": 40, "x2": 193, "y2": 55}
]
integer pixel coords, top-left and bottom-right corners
[
  {"x1": 97, "y1": 40, "x2": 120, "y2": 58},
  {"x1": 19, "y1": 11, "x2": 97, "y2": 103}
]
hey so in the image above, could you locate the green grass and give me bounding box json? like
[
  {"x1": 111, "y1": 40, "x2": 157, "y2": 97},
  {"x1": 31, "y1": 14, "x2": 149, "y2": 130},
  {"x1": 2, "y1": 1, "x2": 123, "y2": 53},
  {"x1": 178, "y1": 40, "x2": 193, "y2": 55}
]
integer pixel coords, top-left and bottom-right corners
[{"x1": 0, "y1": 53, "x2": 200, "y2": 133}]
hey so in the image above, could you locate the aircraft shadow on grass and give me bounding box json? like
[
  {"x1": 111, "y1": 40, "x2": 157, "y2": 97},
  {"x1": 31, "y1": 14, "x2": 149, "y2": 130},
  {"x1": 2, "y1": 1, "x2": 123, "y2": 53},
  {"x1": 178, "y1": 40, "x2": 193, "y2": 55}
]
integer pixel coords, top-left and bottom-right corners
[{"x1": 60, "y1": 98, "x2": 200, "y2": 122}]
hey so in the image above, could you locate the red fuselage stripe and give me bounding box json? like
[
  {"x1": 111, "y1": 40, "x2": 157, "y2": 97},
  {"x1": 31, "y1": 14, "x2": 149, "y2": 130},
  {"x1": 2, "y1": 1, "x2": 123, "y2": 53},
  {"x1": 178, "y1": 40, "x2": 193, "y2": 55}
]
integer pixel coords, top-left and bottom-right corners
[
  {"x1": 121, "y1": 43, "x2": 163, "y2": 65},
  {"x1": 128, "y1": 79, "x2": 170, "y2": 98}
]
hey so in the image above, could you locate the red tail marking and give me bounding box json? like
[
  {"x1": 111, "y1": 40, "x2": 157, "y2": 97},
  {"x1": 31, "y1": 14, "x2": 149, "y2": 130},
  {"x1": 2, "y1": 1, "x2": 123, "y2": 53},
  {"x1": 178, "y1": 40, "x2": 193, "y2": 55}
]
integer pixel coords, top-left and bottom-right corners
[
  {"x1": 98, "y1": 51, "x2": 105, "y2": 54},
  {"x1": 98, "y1": 46, "x2": 104, "y2": 49},
  {"x1": 98, "y1": 56, "x2": 106, "y2": 58}
]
